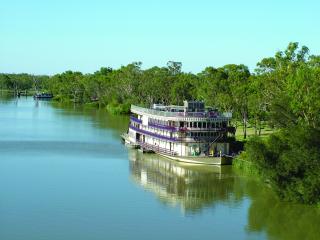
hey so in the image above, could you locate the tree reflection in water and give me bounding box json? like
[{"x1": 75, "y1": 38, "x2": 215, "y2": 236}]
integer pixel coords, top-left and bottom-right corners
[{"x1": 246, "y1": 183, "x2": 320, "y2": 240}]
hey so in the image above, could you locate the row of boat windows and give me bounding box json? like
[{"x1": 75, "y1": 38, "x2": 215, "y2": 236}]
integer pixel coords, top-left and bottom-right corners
[
  {"x1": 148, "y1": 118, "x2": 227, "y2": 128},
  {"x1": 131, "y1": 123, "x2": 223, "y2": 137},
  {"x1": 187, "y1": 132, "x2": 221, "y2": 137},
  {"x1": 148, "y1": 119, "x2": 173, "y2": 126},
  {"x1": 184, "y1": 121, "x2": 227, "y2": 128},
  {"x1": 131, "y1": 123, "x2": 225, "y2": 140}
]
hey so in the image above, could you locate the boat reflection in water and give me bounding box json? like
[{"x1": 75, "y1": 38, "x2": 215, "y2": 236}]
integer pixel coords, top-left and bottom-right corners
[
  {"x1": 129, "y1": 150, "x2": 320, "y2": 240},
  {"x1": 128, "y1": 150, "x2": 241, "y2": 214}
]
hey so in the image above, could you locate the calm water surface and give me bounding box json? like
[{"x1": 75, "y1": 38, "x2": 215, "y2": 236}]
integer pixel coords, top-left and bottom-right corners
[{"x1": 0, "y1": 96, "x2": 319, "y2": 240}]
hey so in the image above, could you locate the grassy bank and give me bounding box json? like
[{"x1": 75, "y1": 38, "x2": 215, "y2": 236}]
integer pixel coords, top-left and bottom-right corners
[{"x1": 234, "y1": 122, "x2": 274, "y2": 142}]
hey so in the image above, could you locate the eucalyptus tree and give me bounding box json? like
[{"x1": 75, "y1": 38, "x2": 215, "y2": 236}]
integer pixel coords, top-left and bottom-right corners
[
  {"x1": 109, "y1": 62, "x2": 143, "y2": 106},
  {"x1": 197, "y1": 67, "x2": 231, "y2": 110},
  {"x1": 167, "y1": 61, "x2": 182, "y2": 75},
  {"x1": 255, "y1": 42, "x2": 315, "y2": 128},
  {"x1": 82, "y1": 67, "x2": 113, "y2": 107},
  {"x1": 139, "y1": 66, "x2": 172, "y2": 106},
  {"x1": 170, "y1": 72, "x2": 198, "y2": 105},
  {"x1": 223, "y1": 64, "x2": 251, "y2": 139},
  {"x1": 247, "y1": 75, "x2": 267, "y2": 135}
]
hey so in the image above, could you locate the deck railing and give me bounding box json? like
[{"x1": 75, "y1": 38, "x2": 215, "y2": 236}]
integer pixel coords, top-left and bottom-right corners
[
  {"x1": 131, "y1": 105, "x2": 232, "y2": 120},
  {"x1": 129, "y1": 125, "x2": 226, "y2": 143},
  {"x1": 148, "y1": 122, "x2": 177, "y2": 131},
  {"x1": 148, "y1": 123, "x2": 227, "y2": 133}
]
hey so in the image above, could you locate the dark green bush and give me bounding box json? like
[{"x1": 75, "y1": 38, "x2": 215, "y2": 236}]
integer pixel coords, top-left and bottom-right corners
[{"x1": 243, "y1": 127, "x2": 320, "y2": 204}]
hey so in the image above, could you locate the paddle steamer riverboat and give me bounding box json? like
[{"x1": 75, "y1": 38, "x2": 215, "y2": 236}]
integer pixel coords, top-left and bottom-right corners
[{"x1": 123, "y1": 101, "x2": 234, "y2": 165}]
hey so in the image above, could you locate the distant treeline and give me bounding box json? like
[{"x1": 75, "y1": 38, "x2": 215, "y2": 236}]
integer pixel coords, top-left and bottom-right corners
[
  {"x1": 0, "y1": 73, "x2": 49, "y2": 94},
  {"x1": 1, "y1": 42, "x2": 320, "y2": 204}
]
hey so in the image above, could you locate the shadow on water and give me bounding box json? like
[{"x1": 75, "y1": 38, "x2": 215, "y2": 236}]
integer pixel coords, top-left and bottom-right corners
[{"x1": 128, "y1": 150, "x2": 320, "y2": 239}]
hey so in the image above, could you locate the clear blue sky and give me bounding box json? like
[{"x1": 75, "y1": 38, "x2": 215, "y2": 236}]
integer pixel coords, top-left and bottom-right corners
[{"x1": 1, "y1": 0, "x2": 319, "y2": 74}]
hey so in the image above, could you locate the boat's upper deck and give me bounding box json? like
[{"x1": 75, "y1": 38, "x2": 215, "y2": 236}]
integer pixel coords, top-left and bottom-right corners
[{"x1": 131, "y1": 102, "x2": 232, "y2": 122}]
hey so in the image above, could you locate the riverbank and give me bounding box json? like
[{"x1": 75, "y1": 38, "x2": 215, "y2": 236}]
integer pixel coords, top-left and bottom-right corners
[
  {"x1": 234, "y1": 127, "x2": 320, "y2": 206},
  {"x1": 232, "y1": 155, "x2": 260, "y2": 176},
  {"x1": 49, "y1": 94, "x2": 132, "y2": 114},
  {"x1": 0, "y1": 89, "x2": 37, "y2": 96}
]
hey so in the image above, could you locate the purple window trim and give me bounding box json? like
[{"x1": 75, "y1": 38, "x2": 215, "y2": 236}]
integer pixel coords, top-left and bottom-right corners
[
  {"x1": 129, "y1": 125, "x2": 226, "y2": 143},
  {"x1": 130, "y1": 116, "x2": 142, "y2": 124},
  {"x1": 131, "y1": 120, "x2": 227, "y2": 134},
  {"x1": 147, "y1": 122, "x2": 227, "y2": 132}
]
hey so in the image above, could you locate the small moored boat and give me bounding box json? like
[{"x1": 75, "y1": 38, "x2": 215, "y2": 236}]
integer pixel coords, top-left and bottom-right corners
[{"x1": 33, "y1": 93, "x2": 53, "y2": 99}]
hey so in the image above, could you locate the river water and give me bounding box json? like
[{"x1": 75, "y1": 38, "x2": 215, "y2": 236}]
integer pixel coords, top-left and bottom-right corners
[{"x1": 0, "y1": 96, "x2": 319, "y2": 240}]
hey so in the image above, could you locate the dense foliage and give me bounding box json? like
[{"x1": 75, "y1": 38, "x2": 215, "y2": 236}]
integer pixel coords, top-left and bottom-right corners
[
  {"x1": 0, "y1": 73, "x2": 49, "y2": 93},
  {"x1": 1, "y1": 42, "x2": 319, "y2": 204},
  {"x1": 240, "y1": 43, "x2": 320, "y2": 204},
  {"x1": 27, "y1": 61, "x2": 255, "y2": 136}
]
